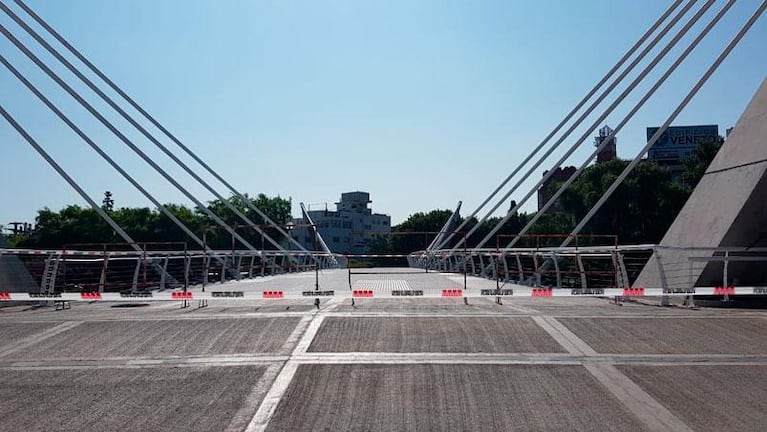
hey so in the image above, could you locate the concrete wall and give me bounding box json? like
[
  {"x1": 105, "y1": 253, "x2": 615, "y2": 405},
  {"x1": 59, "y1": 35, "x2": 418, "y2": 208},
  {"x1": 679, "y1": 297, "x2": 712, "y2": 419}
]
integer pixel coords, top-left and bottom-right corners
[{"x1": 636, "y1": 77, "x2": 767, "y2": 289}]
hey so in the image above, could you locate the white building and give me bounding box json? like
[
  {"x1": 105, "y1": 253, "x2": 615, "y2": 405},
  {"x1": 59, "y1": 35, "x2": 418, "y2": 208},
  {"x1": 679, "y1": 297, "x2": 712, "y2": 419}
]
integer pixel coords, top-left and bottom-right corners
[{"x1": 292, "y1": 191, "x2": 391, "y2": 254}]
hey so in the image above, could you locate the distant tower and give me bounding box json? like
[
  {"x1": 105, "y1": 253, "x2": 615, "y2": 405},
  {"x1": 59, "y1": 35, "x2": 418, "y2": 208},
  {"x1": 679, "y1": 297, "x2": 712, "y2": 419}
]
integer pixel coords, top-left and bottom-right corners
[
  {"x1": 102, "y1": 191, "x2": 114, "y2": 211},
  {"x1": 595, "y1": 125, "x2": 617, "y2": 163}
]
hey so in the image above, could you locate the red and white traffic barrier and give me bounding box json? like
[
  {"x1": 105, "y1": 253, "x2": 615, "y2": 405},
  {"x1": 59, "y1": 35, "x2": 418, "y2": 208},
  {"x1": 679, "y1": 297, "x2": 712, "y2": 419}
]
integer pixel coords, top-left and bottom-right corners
[{"x1": 0, "y1": 285, "x2": 762, "y2": 302}]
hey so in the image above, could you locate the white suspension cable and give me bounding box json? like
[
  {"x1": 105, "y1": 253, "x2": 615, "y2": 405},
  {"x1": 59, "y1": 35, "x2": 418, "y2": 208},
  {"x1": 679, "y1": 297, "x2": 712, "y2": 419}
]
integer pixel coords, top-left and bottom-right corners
[
  {"x1": 473, "y1": 0, "x2": 716, "y2": 251},
  {"x1": 561, "y1": 0, "x2": 767, "y2": 249},
  {"x1": 0, "y1": 23, "x2": 262, "y2": 252},
  {"x1": 433, "y1": 0, "x2": 685, "y2": 251},
  {"x1": 505, "y1": 0, "x2": 736, "y2": 251},
  {"x1": 7, "y1": 0, "x2": 310, "y2": 254},
  {"x1": 450, "y1": 0, "x2": 701, "y2": 251}
]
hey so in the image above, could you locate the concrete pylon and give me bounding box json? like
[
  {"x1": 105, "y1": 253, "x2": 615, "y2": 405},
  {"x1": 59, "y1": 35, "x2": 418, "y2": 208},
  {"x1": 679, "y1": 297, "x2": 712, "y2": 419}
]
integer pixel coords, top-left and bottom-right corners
[{"x1": 636, "y1": 77, "x2": 767, "y2": 289}]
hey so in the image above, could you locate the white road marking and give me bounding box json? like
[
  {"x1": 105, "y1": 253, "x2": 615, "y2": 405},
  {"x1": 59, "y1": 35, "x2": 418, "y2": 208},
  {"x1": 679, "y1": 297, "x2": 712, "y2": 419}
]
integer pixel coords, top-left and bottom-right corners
[
  {"x1": 293, "y1": 316, "x2": 325, "y2": 354},
  {"x1": 352, "y1": 279, "x2": 410, "y2": 291},
  {"x1": 245, "y1": 304, "x2": 329, "y2": 431},
  {"x1": 585, "y1": 364, "x2": 695, "y2": 432},
  {"x1": 533, "y1": 315, "x2": 694, "y2": 432},
  {"x1": 224, "y1": 362, "x2": 284, "y2": 432},
  {"x1": 245, "y1": 361, "x2": 299, "y2": 432},
  {"x1": 279, "y1": 315, "x2": 314, "y2": 354},
  {"x1": 0, "y1": 321, "x2": 83, "y2": 358},
  {"x1": 532, "y1": 316, "x2": 595, "y2": 356},
  {"x1": 0, "y1": 352, "x2": 764, "y2": 370}
]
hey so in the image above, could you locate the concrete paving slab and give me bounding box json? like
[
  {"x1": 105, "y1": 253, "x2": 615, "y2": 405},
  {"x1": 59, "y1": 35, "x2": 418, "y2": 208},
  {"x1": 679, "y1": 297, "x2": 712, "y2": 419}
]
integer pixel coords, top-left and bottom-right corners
[
  {"x1": 188, "y1": 304, "x2": 316, "y2": 314},
  {"x1": 265, "y1": 364, "x2": 649, "y2": 432},
  {"x1": 0, "y1": 365, "x2": 266, "y2": 432},
  {"x1": 333, "y1": 298, "x2": 520, "y2": 314},
  {"x1": 619, "y1": 365, "x2": 767, "y2": 432},
  {"x1": 6, "y1": 317, "x2": 301, "y2": 360},
  {"x1": 308, "y1": 317, "x2": 566, "y2": 353},
  {"x1": 558, "y1": 317, "x2": 767, "y2": 354},
  {"x1": 507, "y1": 297, "x2": 702, "y2": 316},
  {"x1": 0, "y1": 322, "x2": 60, "y2": 348}
]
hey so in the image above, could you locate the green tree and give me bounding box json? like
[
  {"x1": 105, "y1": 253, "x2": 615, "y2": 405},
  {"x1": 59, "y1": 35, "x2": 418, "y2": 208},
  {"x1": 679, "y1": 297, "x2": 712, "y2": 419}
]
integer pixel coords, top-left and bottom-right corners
[
  {"x1": 12, "y1": 193, "x2": 291, "y2": 249},
  {"x1": 204, "y1": 194, "x2": 292, "y2": 249},
  {"x1": 681, "y1": 136, "x2": 724, "y2": 192},
  {"x1": 389, "y1": 209, "x2": 455, "y2": 253},
  {"x1": 558, "y1": 159, "x2": 688, "y2": 244},
  {"x1": 205, "y1": 194, "x2": 292, "y2": 226}
]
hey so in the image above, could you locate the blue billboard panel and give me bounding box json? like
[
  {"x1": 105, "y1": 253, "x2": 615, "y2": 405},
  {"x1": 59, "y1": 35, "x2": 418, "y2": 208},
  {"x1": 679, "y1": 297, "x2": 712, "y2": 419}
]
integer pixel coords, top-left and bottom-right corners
[{"x1": 646, "y1": 125, "x2": 718, "y2": 161}]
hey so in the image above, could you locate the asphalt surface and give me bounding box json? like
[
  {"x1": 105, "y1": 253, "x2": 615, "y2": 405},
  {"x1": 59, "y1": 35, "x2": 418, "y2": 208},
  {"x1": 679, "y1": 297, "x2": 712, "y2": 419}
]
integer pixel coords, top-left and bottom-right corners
[
  {"x1": 1, "y1": 272, "x2": 766, "y2": 431},
  {"x1": 558, "y1": 317, "x2": 767, "y2": 354},
  {"x1": 619, "y1": 365, "x2": 767, "y2": 432},
  {"x1": 0, "y1": 366, "x2": 267, "y2": 432},
  {"x1": 0, "y1": 321, "x2": 60, "y2": 347},
  {"x1": 266, "y1": 364, "x2": 650, "y2": 432},
  {"x1": 5, "y1": 317, "x2": 301, "y2": 360},
  {"x1": 308, "y1": 316, "x2": 566, "y2": 353}
]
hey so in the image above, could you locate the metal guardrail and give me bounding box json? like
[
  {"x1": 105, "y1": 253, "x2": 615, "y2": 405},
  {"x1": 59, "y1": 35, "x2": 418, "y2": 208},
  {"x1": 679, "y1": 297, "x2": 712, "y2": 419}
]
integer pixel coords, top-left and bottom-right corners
[
  {"x1": 0, "y1": 247, "x2": 348, "y2": 294},
  {"x1": 412, "y1": 245, "x2": 767, "y2": 292}
]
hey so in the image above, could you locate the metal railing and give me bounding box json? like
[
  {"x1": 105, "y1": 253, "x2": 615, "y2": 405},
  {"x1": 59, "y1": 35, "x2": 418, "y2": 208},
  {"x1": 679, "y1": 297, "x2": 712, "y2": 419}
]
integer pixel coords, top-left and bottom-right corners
[
  {"x1": 0, "y1": 246, "x2": 347, "y2": 294},
  {"x1": 412, "y1": 243, "x2": 767, "y2": 292}
]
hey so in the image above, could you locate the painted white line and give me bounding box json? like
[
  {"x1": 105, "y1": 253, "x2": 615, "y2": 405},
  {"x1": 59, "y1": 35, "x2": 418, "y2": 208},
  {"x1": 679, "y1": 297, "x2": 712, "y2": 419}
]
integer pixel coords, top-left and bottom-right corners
[
  {"x1": 0, "y1": 354, "x2": 287, "y2": 371},
  {"x1": 502, "y1": 303, "x2": 540, "y2": 314},
  {"x1": 543, "y1": 316, "x2": 598, "y2": 355},
  {"x1": 585, "y1": 364, "x2": 694, "y2": 432},
  {"x1": 293, "y1": 315, "x2": 325, "y2": 354},
  {"x1": 245, "y1": 307, "x2": 329, "y2": 431},
  {"x1": 532, "y1": 315, "x2": 695, "y2": 432},
  {"x1": 531, "y1": 316, "x2": 595, "y2": 356},
  {"x1": 225, "y1": 362, "x2": 284, "y2": 432},
  {"x1": 0, "y1": 321, "x2": 83, "y2": 358},
  {"x1": 1, "y1": 352, "x2": 765, "y2": 370},
  {"x1": 245, "y1": 361, "x2": 299, "y2": 432},
  {"x1": 279, "y1": 315, "x2": 314, "y2": 354},
  {"x1": 323, "y1": 312, "x2": 532, "y2": 318},
  {"x1": 320, "y1": 296, "x2": 343, "y2": 313}
]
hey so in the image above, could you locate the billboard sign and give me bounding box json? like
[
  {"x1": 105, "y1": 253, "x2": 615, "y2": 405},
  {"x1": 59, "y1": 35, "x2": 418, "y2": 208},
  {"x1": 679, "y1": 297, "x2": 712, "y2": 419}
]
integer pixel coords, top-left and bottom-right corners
[{"x1": 646, "y1": 125, "x2": 718, "y2": 161}]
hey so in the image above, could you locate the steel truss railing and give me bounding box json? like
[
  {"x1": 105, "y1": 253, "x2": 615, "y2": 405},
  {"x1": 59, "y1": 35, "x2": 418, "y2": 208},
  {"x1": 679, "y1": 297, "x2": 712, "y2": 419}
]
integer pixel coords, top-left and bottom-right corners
[
  {"x1": 409, "y1": 245, "x2": 767, "y2": 294},
  {"x1": 0, "y1": 247, "x2": 347, "y2": 294}
]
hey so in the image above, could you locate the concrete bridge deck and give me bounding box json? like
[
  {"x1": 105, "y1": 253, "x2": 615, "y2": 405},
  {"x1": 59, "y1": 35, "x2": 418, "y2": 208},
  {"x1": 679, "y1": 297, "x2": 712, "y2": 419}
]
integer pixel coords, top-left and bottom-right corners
[{"x1": 1, "y1": 292, "x2": 766, "y2": 432}]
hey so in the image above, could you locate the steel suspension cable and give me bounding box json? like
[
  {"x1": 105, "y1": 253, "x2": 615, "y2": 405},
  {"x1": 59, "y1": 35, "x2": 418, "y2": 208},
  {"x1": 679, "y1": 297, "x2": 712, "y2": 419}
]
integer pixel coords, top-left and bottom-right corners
[
  {"x1": 433, "y1": 0, "x2": 685, "y2": 251},
  {"x1": 0, "y1": 105, "x2": 144, "y2": 253},
  {"x1": 473, "y1": 0, "x2": 716, "y2": 251},
  {"x1": 0, "y1": 2, "x2": 302, "y2": 259},
  {"x1": 448, "y1": 0, "x2": 700, "y2": 252},
  {"x1": 504, "y1": 0, "x2": 736, "y2": 251},
  {"x1": 0, "y1": 55, "x2": 231, "y2": 269},
  {"x1": 0, "y1": 105, "x2": 188, "y2": 285},
  {"x1": 7, "y1": 0, "x2": 311, "y2": 254},
  {"x1": 559, "y1": 0, "x2": 767, "y2": 250},
  {"x1": 0, "y1": 23, "x2": 262, "y2": 252}
]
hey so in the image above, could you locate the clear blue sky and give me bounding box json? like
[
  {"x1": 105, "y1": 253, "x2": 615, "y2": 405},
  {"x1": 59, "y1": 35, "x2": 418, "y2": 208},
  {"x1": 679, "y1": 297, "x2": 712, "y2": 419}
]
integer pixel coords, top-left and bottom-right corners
[{"x1": 1, "y1": 0, "x2": 765, "y2": 228}]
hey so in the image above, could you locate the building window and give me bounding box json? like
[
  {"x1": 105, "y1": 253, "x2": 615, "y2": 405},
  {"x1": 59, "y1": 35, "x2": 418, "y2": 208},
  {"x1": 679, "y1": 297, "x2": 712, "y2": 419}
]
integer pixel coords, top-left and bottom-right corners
[{"x1": 333, "y1": 236, "x2": 340, "y2": 243}]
